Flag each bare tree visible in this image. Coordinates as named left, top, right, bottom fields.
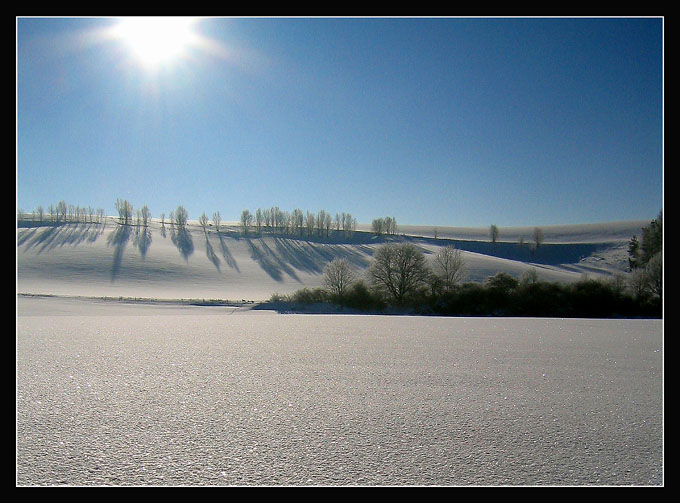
left=490, top=224, right=499, bottom=243
left=141, top=205, right=151, bottom=227
left=36, top=205, right=44, bottom=224
left=212, top=211, right=221, bottom=234
left=317, top=210, right=327, bottom=237
left=323, top=258, right=356, bottom=299
left=372, top=217, right=385, bottom=236
left=57, top=201, right=66, bottom=223
left=198, top=212, right=208, bottom=232
left=255, top=208, right=263, bottom=234
left=292, top=208, right=304, bottom=236
left=430, top=245, right=466, bottom=293
left=175, top=206, right=188, bottom=229
left=240, top=209, right=253, bottom=236
left=115, top=198, right=133, bottom=225
left=533, top=227, right=544, bottom=248
left=305, top=211, right=315, bottom=237
left=520, top=268, right=539, bottom=286
left=324, top=212, right=332, bottom=238
left=368, top=242, right=429, bottom=305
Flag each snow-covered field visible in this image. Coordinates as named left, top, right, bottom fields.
left=17, top=219, right=647, bottom=301
left=16, top=219, right=663, bottom=486
left=16, top=296, right=662, bottom=486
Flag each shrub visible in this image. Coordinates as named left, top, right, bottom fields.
left=342, top=280, right=386, bottom=312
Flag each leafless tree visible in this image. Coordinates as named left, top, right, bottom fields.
left=490, top=224, right=499, bottom=243
left=520, top=268, right=539, bottom=286
left=368, top=242, right=430, bottom=304
left=256, top=208, right=263, bottom=234
left=175, top=206, right=188, bottom=229
left=533, top=227, right=544, bottom=248
left=324, top=258, right=356, bottom=299
left=141, top=205, right=151, bottom=227
left=240, top=209, right=253, bottom=236
left=212, top=211, right=221, bottom=233
left=198, top=212, right=208, bottom=232
left=324, top=212, right=332, bottom=238
left=115, top=198, right=133, bottom=226
left=57, top=200, right=67, bottom=223
left=305, top=211, right=315, bottom=237
left=317, top=210, right=327, bottom=237
left=430, top=245, right=466, bottom=293
left=292, top=208, right=304, bottom=236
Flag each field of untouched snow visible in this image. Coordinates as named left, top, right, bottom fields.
left=17, top=219, right=647, bottom=302
left=16, top=296, right=663, bottom=486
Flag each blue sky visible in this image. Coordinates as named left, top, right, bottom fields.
left=17, top=17, right=663, bottom=227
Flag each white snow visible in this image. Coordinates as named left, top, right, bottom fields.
left=17, top=218, right=647, bottom=301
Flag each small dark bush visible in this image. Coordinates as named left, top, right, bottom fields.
left=341, top=280, right=386, bottom=312
left=289, top=288, right=329, bottom=305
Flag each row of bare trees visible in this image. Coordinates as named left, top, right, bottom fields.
left=239, top=207, right=357, bottom=238
left=18, top=201, right=107, bottom=225
left=489, top=223, right=544, bottom=248
left=371, top=216, right=398, bottom=236
left=115, top=198, right=153, bottom=229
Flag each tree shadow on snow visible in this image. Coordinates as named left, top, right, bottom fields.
left=133, top=225, right=152, bottom=260
left=204, top=230, right=220, bottom=271
left=107, top=224, right=131, bottom=282
left=246, top=237, right=300, bottom=283
left=244, top=236, right=373, bottom=283
left=217, top=232, right=240, bottom=272
left=18, top=222, right=105, bottom=254
left=171, top=226, right=194, bottom=261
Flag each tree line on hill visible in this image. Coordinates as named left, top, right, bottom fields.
left=269, top=214, right=662, bottom=318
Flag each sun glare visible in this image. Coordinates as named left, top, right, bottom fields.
left=111, top=17, right=199, bottom=69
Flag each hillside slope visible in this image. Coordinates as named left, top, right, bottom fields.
left=17, top=219, right=645, bottom=302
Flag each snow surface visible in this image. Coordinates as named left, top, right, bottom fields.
left=16, top=303, right=663, bottom=485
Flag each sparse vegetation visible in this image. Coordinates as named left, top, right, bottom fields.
left=271, top=240, right=661, bottom=318
left=627, top=211, right=662, bottom=300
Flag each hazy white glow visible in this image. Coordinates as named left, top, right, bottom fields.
left=111, top=17, right=199, bottom=69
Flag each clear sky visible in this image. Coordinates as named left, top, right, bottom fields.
left=17, top=17, right=663, bottom=227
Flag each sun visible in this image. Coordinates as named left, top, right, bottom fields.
left=110, top=17, right=199, bottom=69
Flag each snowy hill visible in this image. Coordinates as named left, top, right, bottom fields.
left=17, top=218, right=647, bottom=302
